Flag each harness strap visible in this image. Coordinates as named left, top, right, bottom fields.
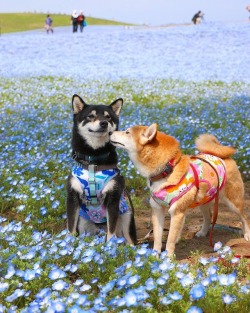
left=192, top=155, right=220, bottom=247
left=190, top=162, right=200, bottom=190
left=88, top=165, right=98, bottom=205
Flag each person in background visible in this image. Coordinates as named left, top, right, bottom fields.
left=77, top=10, right=85, bottom=32
left=71, top=10, right=78, bottom=32
left=246, top=6, right=250, bottom=20
left=192, top=11, right=205, bottom=24
left=45, top=14, right=53, bottom=33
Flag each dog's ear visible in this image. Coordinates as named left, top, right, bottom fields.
left=140, top=123, right=158, bottom=145
left=109, top=98, right=123, bottom=116
left=72, top=94, right=86, bottom=114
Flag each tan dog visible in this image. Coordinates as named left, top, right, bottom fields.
left=110, top=123, right=250, bottom=256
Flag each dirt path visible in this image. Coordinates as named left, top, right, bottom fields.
left=134, top=182, right=250, bottom=261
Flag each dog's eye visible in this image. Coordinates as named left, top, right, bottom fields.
left=87, top=114, right=95, bottom=119
left=125, top=130, right=130, bottom=134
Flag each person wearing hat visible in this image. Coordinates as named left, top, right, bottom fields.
left=71, top=10, right=79, bottom=32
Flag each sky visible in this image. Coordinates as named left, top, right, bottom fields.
left=0, top=0, right=250, bottom=25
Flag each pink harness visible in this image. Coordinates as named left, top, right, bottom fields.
left=152, top=154, right=226, bottom=208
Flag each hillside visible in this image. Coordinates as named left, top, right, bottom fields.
left=0, top=13, right=131, bottom=34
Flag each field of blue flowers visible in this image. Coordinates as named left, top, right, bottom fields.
left=0, top=22, right=250, bottom=312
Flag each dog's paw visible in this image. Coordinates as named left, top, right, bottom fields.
left=195, top=230, right=207, bottom=237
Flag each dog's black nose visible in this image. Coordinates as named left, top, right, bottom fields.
left=100, top=120, right=108, bottom=128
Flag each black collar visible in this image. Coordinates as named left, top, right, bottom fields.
left=73, top=151, right=111, bottom=164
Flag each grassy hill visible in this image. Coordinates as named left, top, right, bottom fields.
left=0, top=13, right=131, bottom=34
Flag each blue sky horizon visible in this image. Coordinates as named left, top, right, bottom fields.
left=0, top=0, right=250, bottom=25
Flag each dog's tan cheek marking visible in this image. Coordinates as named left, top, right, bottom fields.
left=70, top=176, right=84, bottom=195
left=91, top=110, right=97, bottom=117
left=108, top=124, right=117, bottom=133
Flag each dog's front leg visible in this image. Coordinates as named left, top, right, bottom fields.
left=150, top=198, right=165, bottom=254
left=166, top=204, right=186, bottom=256
left=102, top=177, right=123, bottom=241
left=66, top=175, right=82, bottom=233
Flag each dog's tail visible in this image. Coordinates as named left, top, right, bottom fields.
left=195, top=134, right=236, bottom=159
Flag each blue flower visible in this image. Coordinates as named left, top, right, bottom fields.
left=0, top=282, right=9, bottom=292
left=201, top=277, right=211, bottom=287
left=23, top=269, right=37, bottom=281
left=35, top=287, right=51, bottom=299
left=180, top=274, right=194, bottom=287
left=156, top=276, right=167, bottom=286
left=51, top=300, right=66, bottom=312
left=240, top=285, right=250, bottom=294
left=76, top=294, right=88, bottom=305
left=101, top=280, right=115, bottom=293
left=199, top=257, right=209, bottom=265
left=190, top=284, right=206, bottom=300
left=222, top=294, right=235, bottom=304
left=159, top=260, right=172, bottom=271
left=136, top=247, right=148, bottom=256
left=73, top=279, right=84, bottom=286
left=145, top=278, right=156, bottom=291
left=117, top=276, right=128, bottom=288
left=40, top=207, right=47, bottom=216
left=127, top=274, right=140, bottom=285
left=5, top=289, right=25, bottom=302
left=79, top=284, right=91, bottom=292
left=161, top=296, right=172, bottom=305
left=168, top=291, right=183, bottom=301
left=218, top=273, right=236, bottom=286
left=52, top=280, right=69, bottom=291
left=48, top=268, right=66, bottom=280
left=230, top=257, right=240, bottom=264
left=206, top=265, right=218, bottom=275
left=124, top=290, right=137, bottom=307
left=5, top=264, right=15, bottom=279
left=21, top=250, right=36, bottom=260
left=187, top=306, right=203, bottom=313
left=213, top=241, right=222, bottom=251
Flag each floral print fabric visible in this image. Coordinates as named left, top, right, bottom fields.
left=72, top=166, right=129, bottom=223
left=152, top=154, right=226, bottom=208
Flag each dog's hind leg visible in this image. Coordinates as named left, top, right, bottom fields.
left=66, top=175, right=82, bottom=234
left=221, top=193, right=250, bottom=241
left=196, top=203, right=212, bottom=237
left=221, top=172, right=250, bottom=241
left=221, top=161, right=250, bottom=240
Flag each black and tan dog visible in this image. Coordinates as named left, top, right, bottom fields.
left=66, top=95, right=136, bottom=244
left=111, top=123, right=250, bottom=255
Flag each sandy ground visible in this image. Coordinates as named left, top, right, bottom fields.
left=134, top=181, right=250, bottom=261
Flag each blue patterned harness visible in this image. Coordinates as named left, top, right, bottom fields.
left=72, top=164, right=129, bottom=223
